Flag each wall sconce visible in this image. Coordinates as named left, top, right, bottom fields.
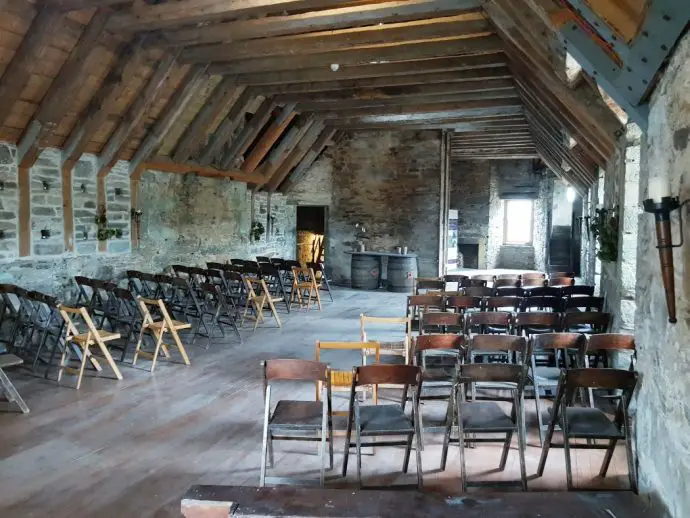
left=114, top=187, right=123, bottom=196
left=0, top=180, right=4, bottom=191
left=80, top=183, right=87, bottom=193
left=40, top=228, right=51, bottom=240
left=642, top=177, right=689, bottom=324
left=42, top=180, right=50, bottom=191
left=0, top=229, right=4, bottom=240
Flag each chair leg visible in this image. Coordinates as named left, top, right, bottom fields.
left=599, top=439, right=618, bottom=477
left=517, top=392, right=528, bottom=491
left=531, top=356, right=545, bottom=446
left=324, top=279, right=334, bottom=302
left=414, top=410, right=424, bottom=489
left=402, top=433, right=413, bottom=473
left=148, top=329, right=165, bottom=373
left=320, top=400, right=328, bottom=487
left=170, top=328, right=191, bottom=366
left=440, top=392, right=454, bottom=471
left=267, top=432, right=274, bottom=468
left=260, top=389, right=271, bottom=487
left=0, top=368, right=30, bottom=413
left=562, top=408, right=574, bottom=490
left=266, top=298, right=282, bottom=328
left=75, top=344, right=90, bottom=390
left=536, top=405, right=559, bottom=477
left=354, top=406, right=363, bottom=489
left=342, top=406, right=353, bottom=477
left=455, top=387, right=467, bottom=493
left=498, top=431, right=513, bottom=471
left=314, top=285, right=322, bottom=310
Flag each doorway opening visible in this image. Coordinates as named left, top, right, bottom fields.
left=296, top=206, right=327, bottom=265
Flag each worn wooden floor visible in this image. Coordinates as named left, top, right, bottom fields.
left=0, top=288, right=630, bottom=518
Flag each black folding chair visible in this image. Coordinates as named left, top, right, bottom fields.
left=307, top=262, right=334, bottom=303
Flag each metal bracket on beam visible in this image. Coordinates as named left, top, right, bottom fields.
left=559, top=0, right=690, bottom=129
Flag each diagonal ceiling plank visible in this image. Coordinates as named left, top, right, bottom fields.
left=129, top=64, right=208, bottom=174
left=171, top=78, right=246, bottom=164
left=18, top=8, right=111, bottom=169
left=221, top=98, right=277, bottom=169
left=279, top=127, right=337, bottom=193
left=107, top=0, right=429, bottom=32
left=197, top=89, right=258, bottom=166
left=0, top=5, right=64, bottom=127
left=213, top=54, right=506, bottom=84
left=96, top=52, right=180, bottom=179
left=275, top=77, right=515, bottom=103
left=242, top=105, right=297, bottom=174
left=144, top=157, right=265, bottom=184
left=52, top=0, right=131, bottom=11
left=179, top=16, right=491, bottom=63
left=62, top=37, right=150, bottom=171
left=154, top=0, right=481, bottom=47
left=258, top=117, right=318, bottom=188
left=199, top=36, right=505, bottom=71
left=262, top=122, right=328, bottom=192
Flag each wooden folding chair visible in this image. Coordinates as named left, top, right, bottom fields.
left=0, top=354, right=30, bottom=413
left=57, top=305, right=123, bottom=390
left=290, top=266, right=322, bottom=310
left=415, top=277, right=445, bottom=295
left=242, top=277, right=282, bottom=331
left=133, top=297, right=191, bottom=372
left=359, top=314, right=411, bottom=366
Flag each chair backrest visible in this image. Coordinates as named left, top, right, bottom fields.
left=493, top=287, right=523, bottom=297
left=315, top=340, right=381, bottom=388
left=471, top=274, right=495, bottom=285
left=420, top=312, right=464, bottom=334
left=445, top=295, right=483, bottom=312
left=462, top=286, right=493, bottom=298
left=548, top=276, right=575, bottom=287
left=256, top=256, right=271, bottom=263
left=586, top=333, right=635, bottom=352
left=530, top=332, right=586, bottom=352
left=463, top=278, right=487, bottom=288
left=562, top=285, right=595, bottom=297
left=470, top=334, right=527, bottom=354
left=520, top=277, right=546, bottom=288
left=465, top=311, right=512, bottom=329
left=207, top=262, right=226, bottom=271
left=415, top=277, right=445, bottom=294
left=270, top=258, right=284, bottom=268
left=230, top=258, right=247, bottom=265
left=306, top=262, right=325, bottom=274
left=457, top=363, right=527, bottom=385
left=263, top=359, right=329, bottom=384
left=58, top=304, right=101, bottom=341
left=521, top=272, right=546, bottom=280
left=444, top=274, right=468, bottom=284
left=486, top=296, right=521, bottom=311
left=260, top=262, right=282, bottom=277
left=514, top=311, right=561, bottom=331
left=407, top=295, right=444, bottom=314
left=524, top=286, right=563, bottom=297
left=283, top=259, right=302, bottom=270
left=520, top=295, right=563, bottom=312
left=353, top=364, right=421, bottom=387
left=360, top=315, right=411, bottom=341
left=561, top=368, right=637, bottom=391
left=496, top=274, right=520, bottom=281
left=564, top=296, right=604, bottom=312
left=415, top=333, right=466, bottom=352
left=137, top=296, right=176, bottom=330
left=562, top=311, right=611, bottom=333
left=171, top=265, right=191, bottom=277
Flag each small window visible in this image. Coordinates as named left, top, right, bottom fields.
left=503, top=199, right=533, bottom=245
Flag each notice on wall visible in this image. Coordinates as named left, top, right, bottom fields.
left=447, top=209, right=458, bottom=270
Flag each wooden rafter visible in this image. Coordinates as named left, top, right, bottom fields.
left=242, top=105, right=297, bottom=174
left=256, top=117, right=316, bottom=185
left=279, top=127, right=337, bottom=193
left=220, top=98, right=276, bottom=169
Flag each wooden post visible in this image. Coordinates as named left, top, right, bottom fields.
left=130, top=165, right=143, bottom=249
left=18, top=166, right=31, bottom=257
left=96, top=173, right=106, bottom=253
left=62, top=164, right=74, bottom=252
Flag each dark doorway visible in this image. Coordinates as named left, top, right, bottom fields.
left=296, top=206, right=327, bottom=265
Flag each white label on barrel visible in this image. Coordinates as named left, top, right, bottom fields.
left=407, top=272, right=412, bottom=278
left=370, top=268, right=379, bottom=277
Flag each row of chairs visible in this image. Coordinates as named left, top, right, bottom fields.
left=261, top=332, right=637, bottom=491
left=417, top=272, right=578, bottom=294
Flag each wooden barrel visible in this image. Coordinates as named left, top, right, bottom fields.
left=387, top=255, right=418, bottom=293
left=351, top=254, right=381, bottom=290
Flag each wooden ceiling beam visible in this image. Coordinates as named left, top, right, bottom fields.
left=276, top=78, right=515, bottom=103
left=96, top=53, right=179, bottom=179
left=62, top=37, right=149, bottom=171
left=452, top=154, right=539, bottom=159
left=242, top=106, right=297, bottom=174
left=259, top=67, right=512, bottom=95
left=279, top=128, right=337, bottom=193
left=144, top=157, right=265, bottom=184
left=263, top=122, right=328, bottom=191
left=129, top=64, right=208, bottom=174
left=221, top=98, right=277, bottom=169
left=171, top=80, right=246, bottom=164
left=52, top=0, right=131, bottom=11
left=204, top=36, right=505, bottom=72
left=330, top=114, right=526, bottom=129
left=212, top=54, right=506, bottom=84
left=154, top=0, right=482, bottom=47
left=0, top=5, right=64, bottom=126
left=198, top=89, right=257, bottom=166
left=18, top=8, right=111, bottom=169
left=180, top=16, right=491, bottom=63
left=257, top=117, right=317, bottom=187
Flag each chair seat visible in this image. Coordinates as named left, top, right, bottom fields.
left=73, top=329, right=121, bottom=344
left=561, top=407, right=623, bottom=438
left=533, top=366, right=562, bottom=383
left=357, top=404, right=414, bottom=435
left=460, top=401, right=515, bottom=432
left=379, top=340, right=406, bottom=352
left=270, top=400, right=324, bottom=429
left=148, top=319, right=192, bottom=331
left=0, top=353, right=23, bottom=368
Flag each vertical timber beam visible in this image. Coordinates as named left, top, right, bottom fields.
left=18, top=167, right=31, bottom=257
left=62, top=164, right=74, bottom=252
left=96, top=172, right=106, bottom=252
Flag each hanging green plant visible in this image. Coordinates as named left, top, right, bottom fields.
left=251, top=221, right=265, bottom=241
left=589, top=207, right=619, bottom=262
left=94, top=205, right=123, bottom=242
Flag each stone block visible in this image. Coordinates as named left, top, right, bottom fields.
left=32, top=207, right=56, bottom=216
left=0, top=144, right=13, bottom=164
left=108, top=240, right=130, bottom=254
left=34, top=243, right=64, bottom=256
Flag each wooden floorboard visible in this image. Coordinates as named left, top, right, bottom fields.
left=0, top=288, right=631, bottom=517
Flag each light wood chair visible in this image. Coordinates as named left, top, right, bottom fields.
left=359, top=314, right=411, bottom=366
left=315, top=341, right=380, bottom=418
left=0, top=354, right=29, bottom=413
left=57, top=305, right=123, bottom=390
left=290, top=266, right=322, bottom=310
left=133, top=297, right=191, bottom=372
left=242, top=277, right=282, bottom=331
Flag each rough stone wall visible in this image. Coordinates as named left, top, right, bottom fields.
left=0, top=145, right=296, bottom=299
left=634, top=32, right=690, bottom=518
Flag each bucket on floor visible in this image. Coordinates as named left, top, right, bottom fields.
left=351, top=254, right=381, bottom=290
left=387, top=255, right=417, bottom=293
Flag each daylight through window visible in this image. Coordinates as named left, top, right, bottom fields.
left=503, top=199, right=533, bottom=245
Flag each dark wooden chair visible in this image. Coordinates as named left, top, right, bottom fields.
left=197, top=283, right=242, bottom=348
left=486, top=296, right=521, bottom=313
left=524, top=286, right=564, bottom=298
left=471, top=274, right=495, bottom=287
left=445, top=295, right=483, bottom=314
left=230, top=258, right=247, bottom=266
left=261, top=263, right=292, bottom=312
left=564, top=295, right=604, bottom=312
left=562, top=285, right=595, bottom=297
left=126, top=270, right=151, bottom=297
left=420, top=312, right=464, bottom=335
left=464, top=334, right=528, bottom=400
left=260, top=359, right=333, bottom=487
left=307, top=262, right=334, bottom=303
left=206, top=261, right=227, bottom=272
left=343, top=364, right=424, bottom=489
left=109, top=287, right=144, bottom=363
left=415, top=277, right=445, bottom=295
left=563, top=311, right=611, bottom=335
left=515, top=311, right=562, bottom=336
left=462, top=285, right=494, bottom=298
left=521, top=272, right=546, bottom=280
left=465, top=311, right=512, bottom=335
left=0, top=353, right=30, bottom=413
left=443, top=274, right=468, bottom=291
left=520, top=295, right=564, bottom=312
left=536, top=368, right=638, bottom=492
left=529, top=333, right=588, bottom=445
left=443, top=362, right=529, bottom=491
left=406, top=294, right=444, bottom=332
left=548, top=276, right=575, bottom=287
left=585, top=333, right=636, bottom=369
left=462, top=278, right=488, bottom=288
left=521, top=277, right=547, bottom=290
left=256, top=256, right=271, bottom=264
left=24, top=291, right=67, bottom=377
left=496, top=273, right=520, bottom=281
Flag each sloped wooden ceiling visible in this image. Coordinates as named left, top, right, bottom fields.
left=2, top=0, right=671, bottom=194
